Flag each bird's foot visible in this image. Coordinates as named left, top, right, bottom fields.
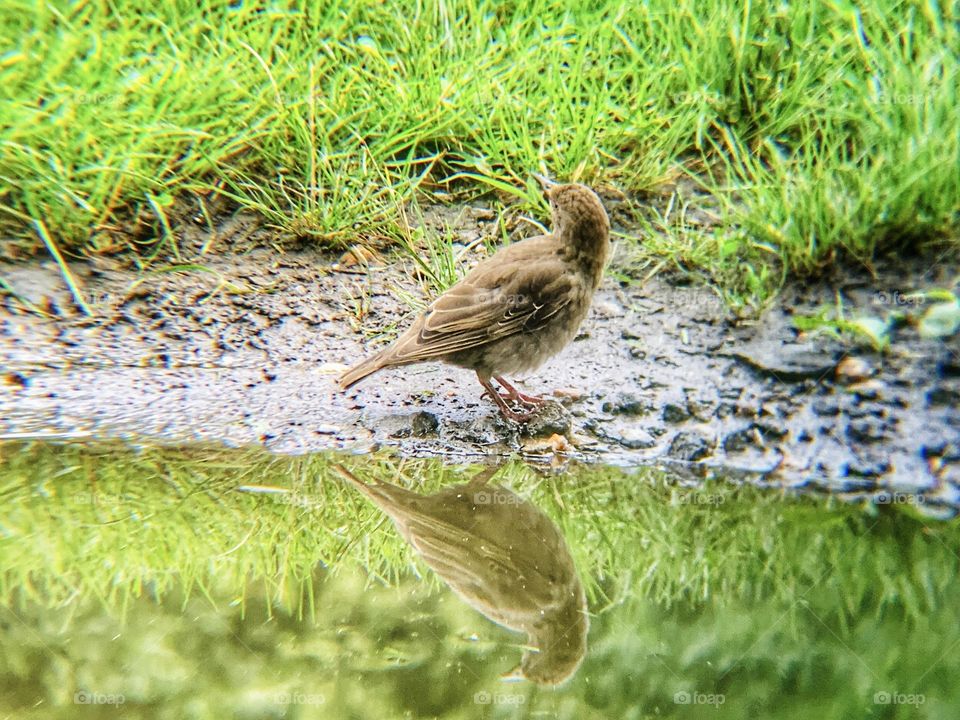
left=497, top=405, right=540, bottom=424
left=494, top=376, right=548, bottom=408
left=479, top=389, right=538, bottom=423
left=478, top=373, right=543, bottom=424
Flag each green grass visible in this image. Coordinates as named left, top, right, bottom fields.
left=2, top=440, right=959, bottom=718
left=1, top=1, right=958, bottom=305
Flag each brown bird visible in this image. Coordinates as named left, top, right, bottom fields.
left=338, top=178, right=611, bottom=422
left=333, top=464, right=589, bottom=685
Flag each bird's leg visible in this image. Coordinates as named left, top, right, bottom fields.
left=494, top=376, right=548, bottom=408
left=476, top=372, right=538, bottom=423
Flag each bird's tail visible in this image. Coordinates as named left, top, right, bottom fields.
left=338, top=352, right=389, bottom=390
left=330, top=464, right=420, bottom=513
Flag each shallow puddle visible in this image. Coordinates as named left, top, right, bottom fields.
left=1, top=440, right=957, bottom=718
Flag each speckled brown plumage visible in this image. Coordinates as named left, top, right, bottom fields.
left=339, top=181, right=611, bottom=422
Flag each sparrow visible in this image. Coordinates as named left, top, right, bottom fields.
left=333, top=464, right=589, bottom=685
left=338, top=178, right=611, bottom=422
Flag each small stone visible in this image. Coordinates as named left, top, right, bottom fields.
left=845, top=403, right=876, bottom=419
left=521, top=402, right=571, bottom=438
left=723, top=427, right=757, bottom=453
left=927, top=383, right=960, bottom=407
left=687, top=397, right=717, bottom=422
left=755, top=418, right=788, bottom=439
left=734, top=388, right=761, bottom=418
left=602, top=393, right=653, bottom=416
left=835, top=356, right=873, bottom=384
left=662, top=403, right=690, bottom=424
left=846, top=417, right=886, bottom=444
left=593, top=300, right=622, bottom=317
left=338, top=245, right=378, bottom=267
left=938, top=354, right=960, bottom=378
left=847, top=379, right=883, bottom=400
left=373, top=411, right=438, bottom=439
left=843, top=458, right=890, bottom=478
left=812, top=398, right=840, bottom=416
left=521, top=433, right=573, bottom=454
left=614, top=426, right=656, bottom=449
left=551, top=387, right=584, bottom=401
left=667, top=431, right=712, bottom=461
left=709, top=401, right=732, bottom=420
left=455, top=417, right=503, bottom=445
left=411, top=411, right=439, bottom=437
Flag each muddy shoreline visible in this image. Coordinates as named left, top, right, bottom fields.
left=2, top=208, right=958, bottom=512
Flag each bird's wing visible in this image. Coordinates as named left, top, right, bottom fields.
left=403, top=517, right=551, bottom=617
left=385, top=256, right=575, bottom=363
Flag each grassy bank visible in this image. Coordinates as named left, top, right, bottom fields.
left=1, top=0, right=958, bottom=304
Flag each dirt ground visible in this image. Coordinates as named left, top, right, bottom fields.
left=2, top=206, right=959, bottom=514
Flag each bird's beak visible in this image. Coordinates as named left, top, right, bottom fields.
left=533, top=173, right=557, bottom=191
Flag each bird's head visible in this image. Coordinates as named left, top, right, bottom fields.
left=536, top=177, right=611, bottom=267
left=503, top=593, right=590, bottom=686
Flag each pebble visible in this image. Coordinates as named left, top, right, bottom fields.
left=847, top=379, right=883, bottom=400
left=602, top=393, right=654, bottom=416
left=723, top=426, right=757, bottom=453
left=843, top=458, right=890, bottom=477
left=812, top=398, right=840, bottom=416
left=411, top=411, right=439, bottom=437
left=928, top=383, right=960, bottom=406
left=846, top=417, right=887, bottom=444
left=835, top=356, right=873, bottom=384
left=662, top=403, right=690, bottom=423
left=521, top=403, right=572, bottom=438
left=756, top=418, right=788, bottom=439
left=614, top=426, right=656, bottom=449
left=667, top=431, right=712, bottom=461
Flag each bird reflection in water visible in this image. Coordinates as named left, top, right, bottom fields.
left=333, top=464, right=588, bottom=685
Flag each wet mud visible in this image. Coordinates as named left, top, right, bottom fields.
left=2, top=207, right=958, bottom=511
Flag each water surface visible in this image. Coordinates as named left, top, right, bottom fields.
left=0, top=441, right=956, bottom=718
